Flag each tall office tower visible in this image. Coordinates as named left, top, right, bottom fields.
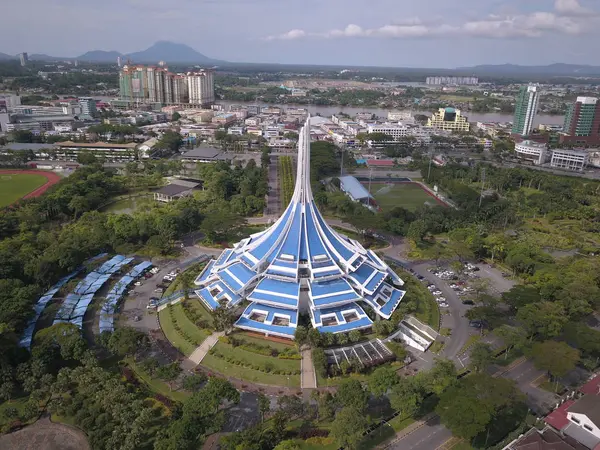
left=19, top=52, right=28, bottom=67
left=560, top=96, right=600, bottom=146
left=117, top=56, right=122, bottom=68
left=78, top=97, right=97, bottom=116
left=512, top=85, right=540, bottom=136
left=187, top=69, right=215, bottom=106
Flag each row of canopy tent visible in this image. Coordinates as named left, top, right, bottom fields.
left=99, top=261, right=153, bottom=333
left=18, top=252, right=109, bottom=349
left=54, top=255, right=134, bottom=327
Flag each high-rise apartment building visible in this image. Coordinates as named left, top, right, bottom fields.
left=512, top=85, right=540, bottom=136
left=187, top=70, right=215, bottom=106
left=119, top=65, right=204, bottom=106
left=560, top=97, right=600, bottom=146
left=20, top=52, right=28, bottom=67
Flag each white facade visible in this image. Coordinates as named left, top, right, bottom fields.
left=516, top=86, right=540, bottom=136
left=515, top=140, right=548, bottom=165
left=550, top=149, right=589, bottom=172
left=187, top=70, right=215, bottom=106
left=367, top=123, right=409, bottom=140
left=388, top=111, right=413, bottom=121
left=78, top=97, right=96, bottom=116
left=567, top=411, right=600, bottom=439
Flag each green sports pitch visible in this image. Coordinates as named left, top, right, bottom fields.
left=366, top=182, right=445, bottom=212
left=0, top=173, right=48, bottom=207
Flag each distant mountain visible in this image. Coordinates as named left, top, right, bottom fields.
left=77, top=50, right=123, bottom=62
left=0, top=52, right=14, bottom=60
left=126, top=41, right=220, bottom=64
left=459, top=63, right=600, bottom=76
left=29, top=53, right=69, bottom=62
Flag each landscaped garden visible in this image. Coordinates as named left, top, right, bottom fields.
left=203, top=332, right=302, bottom=387
left=279, top=155, right=295, bottom=209
left=158, top=299, right=213, bottom=356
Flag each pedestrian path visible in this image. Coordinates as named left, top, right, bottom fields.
left=187, top=331, right=224, bottom=365
left=301, top=348, right=317, bottom=389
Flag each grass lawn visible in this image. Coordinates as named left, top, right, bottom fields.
left=158, top=302, right=212, bottom=356
left=367, top=182, right=443, bottom=212
left=126, top=358, right=190, bottom=402
left=0, top=397, right=30, bottom=428
left=0, top=173, right=47, bottom=207
left=203, top=341, right=301, bottom=387
left=235, top=331, right=295, bottom=352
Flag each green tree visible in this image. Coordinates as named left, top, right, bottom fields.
left=517, top=301, right=567, bottom=338
left=210, top=307, right=237, bottom=334
left=103, top=327, right=149, bottom=357
left=436, top=373, right=524, bottom=440
left=501, top=286, right=541, bottom=313
left=76, top=151, right=98, bottom=165
left=529, top=341, right=580, bottom=383
left=469, top=342, right=494, bottom=372
left=331, top=407, right=368, bottom=450
left=258, top=393, right=270, bottom=422
left=182, top=373, right=207, bottom=392
left=369, top=366, right=400, bottom=397
left=336, top=379, right=368, bottom=412
left=172, top=112, right=181, bottom=121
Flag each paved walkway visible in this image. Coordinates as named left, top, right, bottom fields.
left=187, top=332, right=224, bottom=366
left=300, top=348, right=317, bottom=389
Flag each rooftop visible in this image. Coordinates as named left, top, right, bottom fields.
left=155, top=184, right=194, bottom=197
left=181, top=146, right=227, bottom=160
left=339, top=175, right=373, bottom=201
left=56, top=141, right=138, bottom=149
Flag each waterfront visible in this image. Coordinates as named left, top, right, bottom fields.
left=218, top=100, right=565, bottom=125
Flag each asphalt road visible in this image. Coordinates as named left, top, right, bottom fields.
left=388, top=416, right=452, bottom=450
left=501, top=359, right=559, bottom=415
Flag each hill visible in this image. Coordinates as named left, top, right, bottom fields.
left=77, top=50, right=123, bottom=62
left=459, top=63, right=600, bottom=76
left=126, top=41, right=219, bottom=64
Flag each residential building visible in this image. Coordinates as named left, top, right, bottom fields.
left=0, top=94, right=21, bottom=109
left=228, top=126, right=245, bottom=136
left=117, top=56, right=122, bottom=68
left=78, top=97, right=97, bottom=117
left=550, top=148, right=589, bottom=171
left=245, top=117, right=261, bottom=126
left=192, top=117, right=406, bottom=339
left=560, top=97, right=600, bottom=146
left=187, top=69, right=215, bottom=106
left=172, top=75, right=189, bottom=104
left=514, top=140, right=548, bottom=165
left=20, top=52, right=28, bottom=67
left=137, top=138, right=158, bottom=158
left=426, top=76, right=478, bottom=85
left=211, top=113, right=236, bottom=126
left=512, top=85, right=540, bottom=136
left=427, top=108, right=470, bottom=132
left=503, top=427, right=587, bottom=450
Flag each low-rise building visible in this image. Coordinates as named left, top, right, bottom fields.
left=339, top=175, right=373, bottom=205
left=54, top=141, right=139, bottom=161
left=428, top=107, right=470, bottom=132
left=154, top=181, right=199, bottom=203
left=228, top=126, right=245, bottom=136
left=388, top=111, right=413, bottom=122
left=515, top=140, right=549, bottom=165
left=245, top=117, right=261, bottom=126
left=550, top=149, right=589, bottom=172
left=211, top=113, right=237, bottom=126
left=180, top=146, right=229, bottom=163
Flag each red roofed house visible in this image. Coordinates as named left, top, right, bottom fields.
left=366, top=159, right=394, bottom=168
left=580, top=376, right=600, bottom=397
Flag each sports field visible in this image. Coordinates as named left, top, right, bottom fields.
left=0, top=173, right=48, bottom=207
left=367, top=182, right=447, bottom=212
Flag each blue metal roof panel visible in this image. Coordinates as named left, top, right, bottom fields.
left=312, top=291, right=361, bottom=307
left=317, top=316, right=372, bottom=333
left=235, top=317, right=296, bottom=336
left=256, top=278, right=300, bottom=296
left=339, top=175, right=373, bottom=200
left=196, top=288, right=219, bottom=310
left=310, top=279, right=353, bottom=297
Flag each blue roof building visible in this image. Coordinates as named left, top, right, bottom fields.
left=194, top=116, right=406, bottom=339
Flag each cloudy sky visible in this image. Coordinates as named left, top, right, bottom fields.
left=2, top=0, right=599, bottom=67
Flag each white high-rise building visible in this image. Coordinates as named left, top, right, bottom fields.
left=187, top=70, right=215, bottom=106
left=512, top=85, right=540, bottom=136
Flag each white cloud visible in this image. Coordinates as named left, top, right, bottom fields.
left=265, top=29, right=307, bottom=41
left=264, top=0, right=598, bottom=41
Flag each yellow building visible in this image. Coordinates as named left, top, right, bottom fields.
left=427, top=107, right=470, bottom=132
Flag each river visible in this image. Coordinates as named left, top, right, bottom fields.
left=88, top=96, right=564, bottom=126
left=219, top=101, right=564, bottom=126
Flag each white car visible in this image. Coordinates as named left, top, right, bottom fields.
left=134, top=281, right=142, bottom=286
left=436, top=297, right=446, bottom=302
left=433, top=290, right=443, bottom=296
left=439, top=303, right=449, bottom=308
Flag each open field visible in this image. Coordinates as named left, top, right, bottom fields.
left=367, top=182, right=446, bottom=212
left=0, top=172, right=50, bottom=207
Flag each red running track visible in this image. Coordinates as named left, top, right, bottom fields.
left=0, top=169, right=62, bottom=202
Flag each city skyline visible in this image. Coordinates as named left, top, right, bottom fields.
left=1, top=0, right=600, bottom=68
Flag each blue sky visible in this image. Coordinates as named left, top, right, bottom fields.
left=2, top=0, right=599, bottom=67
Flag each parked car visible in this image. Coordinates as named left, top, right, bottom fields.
left=462, top=299, right=475, bottom=305
left=134, top=281, right=142, bottom=286
left=154, top=288, right=164, bottom=294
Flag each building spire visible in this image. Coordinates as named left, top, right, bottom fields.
left=292, top=115, right=312, bottom=204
